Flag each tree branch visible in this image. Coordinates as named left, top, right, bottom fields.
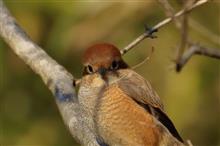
left=0, top=1, right=99, bottom=145
left=158, top=0, right=220, bottom=72
left=120, top=0, right=208, bottom=55
left=176, top=44, right=220, bottom=72
left=157, top=0, right=181, bottom=29
left=176, top=0, right=194, bottom=63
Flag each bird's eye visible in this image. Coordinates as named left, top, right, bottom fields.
left=86, top=65, right=94, bottom=74
left=110, top=60, right=119, bottom=70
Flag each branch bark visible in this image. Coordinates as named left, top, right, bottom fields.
left=176, top=44, right=220, bottom=72
left=120, top=0, right=209, bottom=55
left=176, top=0, right=194, bottom=63
left=157, top=0, right=181, bottom=29
left=158, top=0, right=220, bottom=72
left=0, top=1, right=99, bottom=145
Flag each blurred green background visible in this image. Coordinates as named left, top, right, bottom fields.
left=0, top=0, right=220, bottom=146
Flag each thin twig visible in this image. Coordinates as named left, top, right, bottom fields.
left=132, top=47, right=154, bottom=70
left=158, top=0, right=189, bottom=67
left=157, top=0, right=217, bottom=72
left=176, top=44, right=220, bottom=72
left=157, top=0, right=181, bottom=28
left=120, top=0, right=209, bottom=55
left=176, top=0, right=193, bottom=63
left=158, top=0, right=188, bottom=61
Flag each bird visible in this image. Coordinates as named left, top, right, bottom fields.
left=78, top=43, right=185, bottom=146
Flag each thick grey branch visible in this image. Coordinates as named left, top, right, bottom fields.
left=0, top=1, right=98, bottom=145
left=176, top=44, right=220, bottom=72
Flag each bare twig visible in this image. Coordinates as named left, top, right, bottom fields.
left=157, top=0, right=181, bottom=28
left=176, top=44, right=220, bottom=72
left=120, top=0, right=209, bottom=55
left=0, top=1, right=99, bottom=145
left=132, top=47, right=154, bottom=70
left=176, top=0, right=194, bottom=63
left=157, top=0, right=219, bottom=73
left=158, top=0, right=188, bottom=61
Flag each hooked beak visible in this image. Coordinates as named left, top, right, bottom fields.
left=98, top=67, right=107, bottom=77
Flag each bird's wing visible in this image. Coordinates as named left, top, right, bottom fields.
left=117, top=69, right=184, bottom=143
left=117, top=69, right=164, bottom=110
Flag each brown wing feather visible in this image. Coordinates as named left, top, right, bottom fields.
left=117, top=69, right=184, bottom=143
left=118, top=69, right=164, bottom=110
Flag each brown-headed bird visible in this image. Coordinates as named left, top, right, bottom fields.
left=78, top=43, right=185, bottom=146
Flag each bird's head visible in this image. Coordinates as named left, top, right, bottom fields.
left=82, top=43, right=128, bottom=77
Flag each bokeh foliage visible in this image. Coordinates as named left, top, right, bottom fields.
left=0, top=1, right=220, bottom=146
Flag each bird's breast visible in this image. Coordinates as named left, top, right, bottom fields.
left=78, top=69, right=184, bottom=146
left=95, top=84, right=161, bottom=146
left=78, top=74, right=106, bottom=114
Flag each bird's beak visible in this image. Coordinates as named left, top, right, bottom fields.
left=98, top=67, right=107, bottom=77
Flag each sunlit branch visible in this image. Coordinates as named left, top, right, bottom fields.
left=120, top=0, right=209, bottom=55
